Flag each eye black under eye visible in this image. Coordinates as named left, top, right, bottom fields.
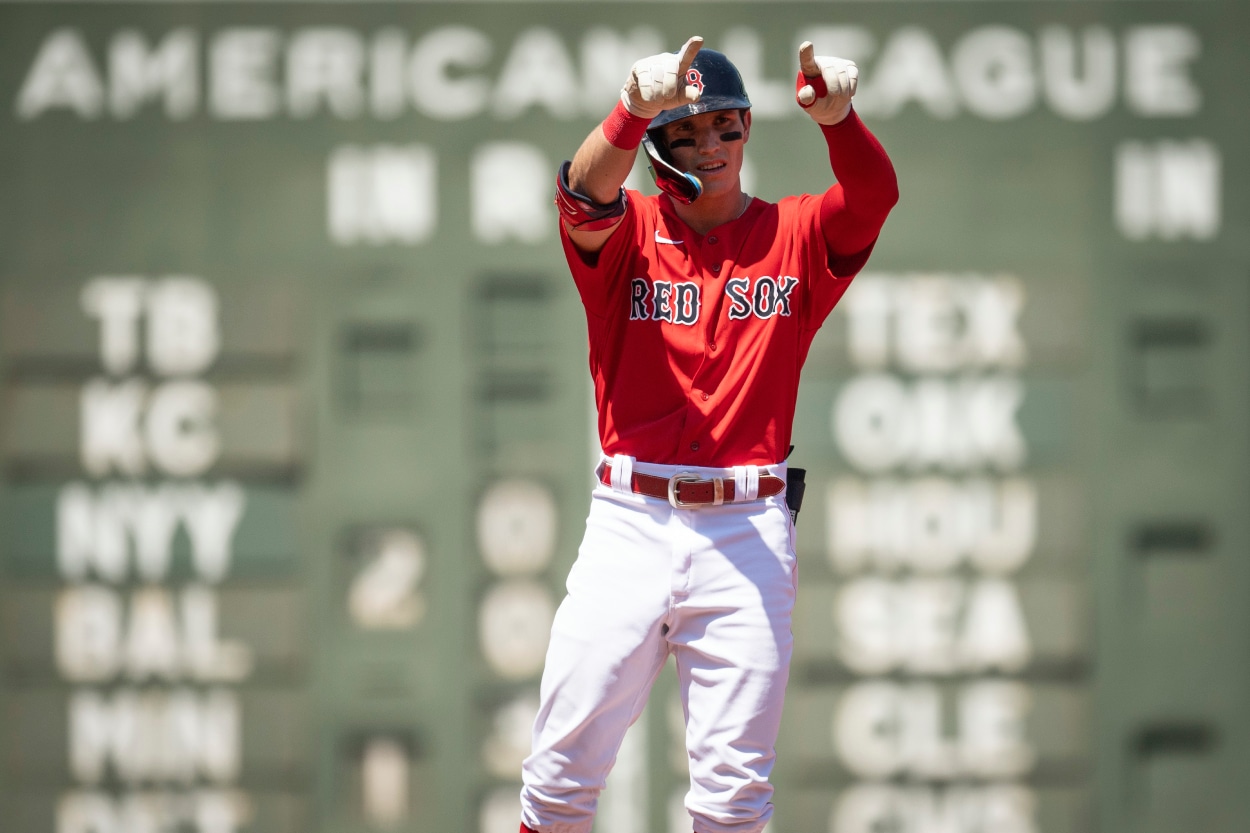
left=668, top=138, right=696, bottom=149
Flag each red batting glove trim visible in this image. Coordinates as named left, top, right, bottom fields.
left=795, top=69, right=828, bottom=107
left=601, top=100, right=652, bottom=150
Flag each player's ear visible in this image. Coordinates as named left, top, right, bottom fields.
left=741, top=109, right=752, bottom=143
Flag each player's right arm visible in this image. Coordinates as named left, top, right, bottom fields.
left=557, top=36, right=704, bottom=254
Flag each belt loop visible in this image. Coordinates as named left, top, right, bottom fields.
left=610, top=454, right=634, bottom=494
left=733, top=465, right=759, bottom=502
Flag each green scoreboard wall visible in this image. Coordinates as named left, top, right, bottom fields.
left=0, top=3, right=1247, bottom=833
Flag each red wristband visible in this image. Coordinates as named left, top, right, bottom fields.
left=601, top=100, right=652, bottom=150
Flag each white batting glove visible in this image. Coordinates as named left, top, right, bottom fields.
left=621, top=36, right=704, bottom=120
left=795, top=41, right=858, bottom=125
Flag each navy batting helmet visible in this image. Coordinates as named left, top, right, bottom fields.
left=648, top=48, right=752, bottom=132
left=643, top=48, right=751, bottom=204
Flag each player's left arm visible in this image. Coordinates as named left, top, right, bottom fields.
left=795, top=42, right=899, bottom=260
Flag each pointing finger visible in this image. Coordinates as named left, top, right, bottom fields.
left=795, top=41, right=827, bottom=106
left=676, top=36, right=704, bottom=77
left=798, top=40, right=821, bottom=78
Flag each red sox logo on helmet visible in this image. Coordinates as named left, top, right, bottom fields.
left=686, top=68, right=704, bottom=94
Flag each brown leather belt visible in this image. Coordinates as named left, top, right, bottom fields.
left=600, top=468, right=786, bottom=508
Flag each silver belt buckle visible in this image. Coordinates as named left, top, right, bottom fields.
left=667, top=473, right=701, bottom=508
left=667, top=473, right=725, bottom=508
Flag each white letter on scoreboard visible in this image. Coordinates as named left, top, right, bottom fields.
left=492, top=27, right=580, bottom=119
left=209, top=28, right=282, bottom=120
left=81, top=277, right=146, bottom=376
left=1115, top=140, right=1221, bottom=241
left=286, top=28, right=367, bottom=119
left=471, top=142, right=552, bottom=244
left=16, top=29, right=105, bottom=120
left=1125, top=25, right=1202, bottom=117
left=145, top=380, right=220, bottom=477
left=109, top=28, right=199, bottom=119
left=81, top=379, right=148, bottom=476
left=408, top=26, right=492, bottom=121
left=328, top=144, right=438, bottom=245
left=146, top=277, right=221, bottom=377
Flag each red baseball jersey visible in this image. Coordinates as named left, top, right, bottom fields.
left=562, top=191, right=873, bottom=467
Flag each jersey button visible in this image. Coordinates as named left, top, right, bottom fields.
left=701, top=392, right=709, bottom=401
left=708, top=235, right=719, bottom=244
left=711, top=264, right=721, bottom=273
left=709, top=342, right=717, bottom=351
left=690, top=442, right=700, bottom=451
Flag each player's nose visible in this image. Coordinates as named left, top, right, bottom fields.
left=695, top=127, right=721, bottom=152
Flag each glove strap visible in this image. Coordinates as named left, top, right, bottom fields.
left=795, top=70, right=828, bottom=107
left=602, top=100, right=652, bottom=150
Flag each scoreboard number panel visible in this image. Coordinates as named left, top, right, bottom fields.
left=343, top=526, right=428, bottom=631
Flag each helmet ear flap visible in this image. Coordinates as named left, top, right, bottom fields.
left=642, top=134, right=702, bottom=205
left=644, top=129, right=673, bottom=165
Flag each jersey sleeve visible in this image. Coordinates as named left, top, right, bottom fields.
left=789, top=193, right=860, bottom=333
left=558, top=189, right=646, bottom=321
left=817, top=110, right=899, bottom=268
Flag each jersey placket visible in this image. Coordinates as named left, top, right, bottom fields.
left=677, top=229, right=732, bottom=460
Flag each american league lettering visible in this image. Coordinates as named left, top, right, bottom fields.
left=524, top=36, right=897, bottom=833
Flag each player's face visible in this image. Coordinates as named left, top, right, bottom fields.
left=661, top=109, right=751, bottom=196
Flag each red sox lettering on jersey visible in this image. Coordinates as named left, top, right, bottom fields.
left=726, top=275, right=800, bottom=320
left=629, top=275, right=799, bottom=324
left=562, top=189, right=871, bottom=467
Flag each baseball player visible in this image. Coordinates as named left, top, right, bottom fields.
left=520, top=35, right=897, bottom=833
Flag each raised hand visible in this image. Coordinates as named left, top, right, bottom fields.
left=795, top=41, right=857, bottom=125
left=621, top=36, right=704, bottom=120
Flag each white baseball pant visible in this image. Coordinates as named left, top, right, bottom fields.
left=520, top=454, right=797, bottom=833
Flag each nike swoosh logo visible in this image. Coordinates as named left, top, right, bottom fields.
left=655, top=231, right=684, bottom=245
